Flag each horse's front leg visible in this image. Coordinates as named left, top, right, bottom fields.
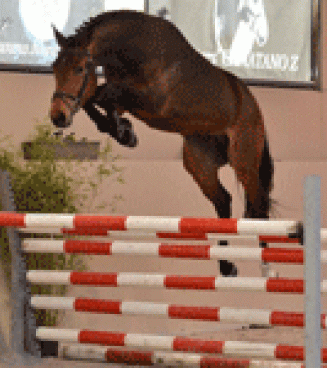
left=83, top=85, right=138, bottom=148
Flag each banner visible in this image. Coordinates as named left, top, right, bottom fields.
left=148, top=0, right=314, bottom=84
left=0, top=0, right=145, bottom=68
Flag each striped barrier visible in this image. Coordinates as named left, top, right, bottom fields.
left=36, top=327, right=327, bottom=363
left=23, top=239, right=327, bottom=264
left=20, top=230, right=326, bottom=366
left=7, top=177, right=323, bottom=367
left=59, top=345, right=327, bottom=368
left=31, top=296, right=327, bottom=329
left=27, top=270, right=322, bottom=294
left=0, top=212, right=301, bottom=235
left=20, top=227, right=305, bottom=243
left=21, top=211, right=324, bottom=366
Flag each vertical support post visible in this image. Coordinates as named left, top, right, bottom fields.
left=304, top=175, right=321, bottom=368
left=0, top=170, right=41, bottom=365
left=0, top=170, right=25, bottom=360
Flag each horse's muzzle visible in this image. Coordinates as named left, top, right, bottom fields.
left=52, top=112, right=72, bottom=128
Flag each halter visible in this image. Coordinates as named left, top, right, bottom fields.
left=52, top=50, right=94, bottom=116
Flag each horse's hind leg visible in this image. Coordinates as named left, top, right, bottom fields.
left=228, top=108, right=273, bottom=278
left=183, top=134, right=237, bottom=277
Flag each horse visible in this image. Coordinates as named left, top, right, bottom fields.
left=50, top=10, right=274, bottom=277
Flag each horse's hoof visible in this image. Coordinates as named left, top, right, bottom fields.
left=116, top=118, right=138, bottom=148
left=119, top=132, right=138, bottom=148
left=219, top=261, right=238, bottom=277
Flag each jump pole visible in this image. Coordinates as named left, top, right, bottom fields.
left=304, top=175, right=321, bottom=368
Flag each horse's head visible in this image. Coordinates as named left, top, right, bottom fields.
left=50, top=25, right=97, bottom=128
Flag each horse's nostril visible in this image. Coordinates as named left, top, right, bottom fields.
left=52, top=112, right=68, bottom=128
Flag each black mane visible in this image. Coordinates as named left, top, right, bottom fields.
left=66, top=10, right=151, bottom=48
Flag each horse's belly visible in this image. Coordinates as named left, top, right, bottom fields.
left=131, top=73, right=236, bottom=135
left=162, top=78, right=237, bottom=131
left=133, top=110, right=227, bottom=136
left=133, top=110, right=182, bottom=133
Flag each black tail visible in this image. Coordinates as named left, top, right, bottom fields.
left=244, top=134, right=275, bottom=219
left=259, top=135, right=275, bottom=216
left=260, top=135, right=274, bottom=193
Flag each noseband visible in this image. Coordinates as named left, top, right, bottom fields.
left=52, top=51, right=94, bottom=116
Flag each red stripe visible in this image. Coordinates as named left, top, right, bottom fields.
left=159, top=244, right=210, bottom=259
left=173, top=337, right=224, bottom=354
left=105, top=349, right=153, bottom=366
left=276, top=345, right=327, bottom=363
left=259, top=235, right=300, bottom=244
left=168, top=305, right=219, bottom=321
left=0, top=212, right=26, bottom=227
left=270, top=311, right=304, bottom=327
left=275, top=345, right=304, bottom=361
left=73, top=215, right=127, bottom=230
left=74, top=298, right=121, bottom=314
left=271, top=311, right=326, bottom=329
left=266, top=278, right=304, bottom=293
left=70, top=272, right=118, bottom=286
left=79, top=330, right=125, bottom=346
left=179, top=218, right=237, bottom=234
left=64, top=240, right=112, bottom=255
left=200, top=356, right=250, bottom=368
left=262, top=248, right=303, bottom=264
left=164, top=276, right=216, bottom=290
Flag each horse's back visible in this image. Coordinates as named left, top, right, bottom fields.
left=100, top=11, right=262, bottom=134
left=136, top=13, right=261, bottom=130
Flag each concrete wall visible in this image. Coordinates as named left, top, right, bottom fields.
left=0, top=2, right=325, bottom=350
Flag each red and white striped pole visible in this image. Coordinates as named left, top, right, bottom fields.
left=31, top=296, right=327, bottom=329
left=22, top=239, right=327, bottom=264
left=36, top=327, right=327, bottom=363
left=0, top=212, right=301, bottom=236
left=27, top=270, right=317, bottom=294
left=60, top=344, right=324, bottom=368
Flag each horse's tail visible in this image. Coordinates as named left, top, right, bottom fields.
left=226, top=74, right=265, bottom=205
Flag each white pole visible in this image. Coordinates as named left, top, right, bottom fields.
left=304, top=175, right=321, bottom=368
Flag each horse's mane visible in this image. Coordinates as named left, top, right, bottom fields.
left=66, top=10, right=150, bottom=48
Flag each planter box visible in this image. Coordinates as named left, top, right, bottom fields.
left=22, top=141, right=100, bottom=160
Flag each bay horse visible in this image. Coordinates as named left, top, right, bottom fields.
left=50, top=10, right=274, bottom=277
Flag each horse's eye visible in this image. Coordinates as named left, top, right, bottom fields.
left=74, top=66, right=84, bottom=75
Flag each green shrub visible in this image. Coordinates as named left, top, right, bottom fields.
left=0, top=116, right=125, bottom=327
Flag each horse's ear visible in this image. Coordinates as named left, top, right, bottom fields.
left=52, top=24, right=67, bottom=48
